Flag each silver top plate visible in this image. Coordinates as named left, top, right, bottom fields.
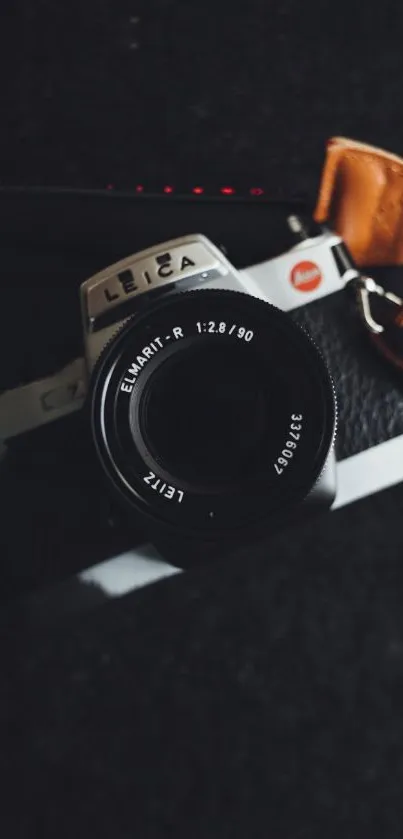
left=81, top=234, right=230, bottom=323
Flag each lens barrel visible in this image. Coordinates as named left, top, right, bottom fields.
left=91, top=290, right=336, bottom=542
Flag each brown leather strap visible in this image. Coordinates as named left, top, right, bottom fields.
left=314, top=137, right=403, bottom=266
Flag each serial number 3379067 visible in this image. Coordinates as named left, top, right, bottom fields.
left=274, top=414, right=303, bottom=476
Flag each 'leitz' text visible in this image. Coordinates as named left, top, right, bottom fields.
left=274, top=414, right=303, bottom=475
left=143, top=471, right=184, bottom=503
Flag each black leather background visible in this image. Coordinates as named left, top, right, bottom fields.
left=292, top=272, right=403, bottom=461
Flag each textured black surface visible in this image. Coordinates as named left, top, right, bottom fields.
left=3, top=2, right=403, bottom=836
left=292, top=280, right=403, bottom=459
left=0, top=414, right=144, bottom=599
left=2, top=0, right=403, bottom=196
left=3, top=483, right=403, bottom=839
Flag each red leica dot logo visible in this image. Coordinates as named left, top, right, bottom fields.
left=290, top=261, right=323, bottom=292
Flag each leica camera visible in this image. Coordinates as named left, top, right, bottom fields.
left=1, top=227, right=345, bottom=561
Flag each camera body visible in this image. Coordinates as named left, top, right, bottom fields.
left=3, top=196, right=403, bottom=591
left=1, top=222, right=351, bottom=568
left=77, top=232, right=338, bottom=559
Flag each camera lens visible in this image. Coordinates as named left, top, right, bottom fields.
left=137, top=341, right=270, bottom=485
left=91, top=289, right=336, bottom=541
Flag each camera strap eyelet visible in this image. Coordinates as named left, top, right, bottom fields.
left=351, top=275, right=403, bottom=335
left=346, top=274, right=403, bottom=372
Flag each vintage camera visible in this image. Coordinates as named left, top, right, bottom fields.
left=1, top=225, right=344, bottom=564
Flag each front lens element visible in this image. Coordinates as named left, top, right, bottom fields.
left=138, top=340, right=271, bottom=485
